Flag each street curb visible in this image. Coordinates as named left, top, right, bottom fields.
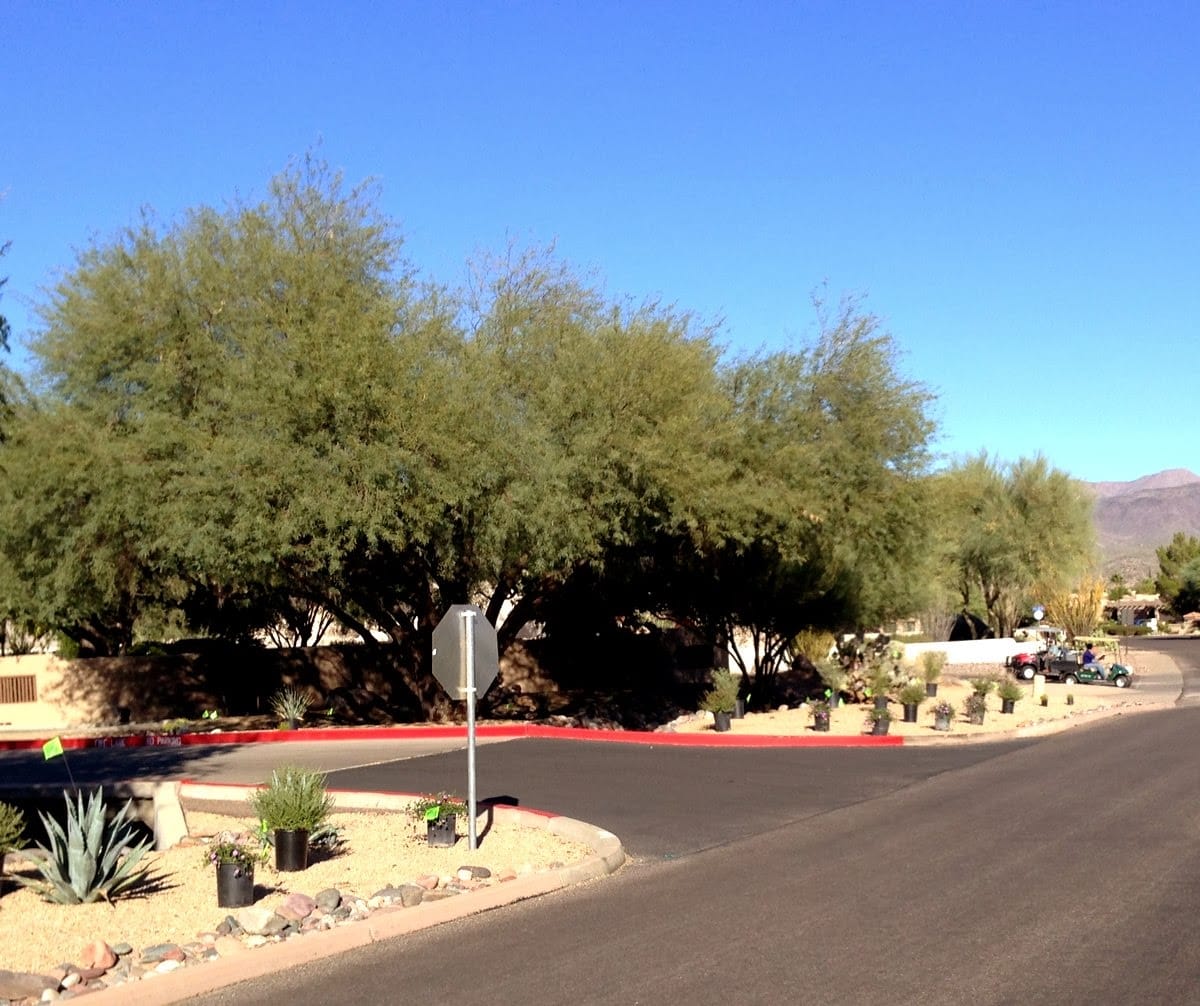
left=0, top=722, right=907, bottom=751
left=75, top=783, right=625, bottom=1006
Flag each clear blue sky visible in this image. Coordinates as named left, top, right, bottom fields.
left=4, top=1, right=1196, bottom=483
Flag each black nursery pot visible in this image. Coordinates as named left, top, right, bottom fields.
left=712, top=711, right=733, bottom=733
left=1001, top=698, right=1016, bottom=714
left=902, top=703, right=919, bottom=723
left=274, top=828, right=309, bottom=871
left=925, top=682, right=938, bottom=698
left=216, top=863, right=255, bottom=907
left=427, top=815, right=457, bottom=847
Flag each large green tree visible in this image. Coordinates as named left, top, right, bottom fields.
left=658, top=298, right=936, bottom=698
left=1154, top=532, right=1200, bottom=614
left=936, top=453, right=1095, bottom=636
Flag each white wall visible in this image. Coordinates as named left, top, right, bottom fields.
left=897, top=638, right=1032, bottom=666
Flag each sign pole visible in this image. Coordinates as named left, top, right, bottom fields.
left=461, top=607, right=478, bottom=850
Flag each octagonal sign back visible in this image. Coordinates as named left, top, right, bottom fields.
left=431, top=604, right=499, bottom=701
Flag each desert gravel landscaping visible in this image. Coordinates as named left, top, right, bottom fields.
left=0, top=808, right=591, bottom=977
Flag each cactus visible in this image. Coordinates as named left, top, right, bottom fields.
left=12, top=788, right=155, bottom=904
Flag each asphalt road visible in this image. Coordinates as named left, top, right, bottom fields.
left=173, top=638, right=1200, bottom=1006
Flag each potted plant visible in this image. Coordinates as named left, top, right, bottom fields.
left=866, top=662, right=892, bottom=710
left=202, top=830, right=265, bottom=907
left=817, top=662, right=846, bottom=709
left=409, top=792, right=468, bottom=847
left=248, top=764, right=335, bottom=871
left=920, top=650, right=946, bottom=697
left=270, top=686, right=312, bottom=730
left=997, top=678, right=1023, bottom=714
left=865, top=706, right=892, bottom=736
left=929, top=699, right=955, bottom=731
left=699, top=669, right=739, bottom=732
left=808, top=698, right=831, bottom=732
left=963, top=692, right=988, bottom=725
left=898, top=681, right=926, bottom=723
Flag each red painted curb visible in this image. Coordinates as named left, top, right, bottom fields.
left=0, top=722, right=905, bottom=751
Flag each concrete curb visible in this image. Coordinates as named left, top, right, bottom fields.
left=74, top=783, right=625, bottom=1006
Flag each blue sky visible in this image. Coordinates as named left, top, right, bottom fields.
left=3, top=1, right=1196, bottom=483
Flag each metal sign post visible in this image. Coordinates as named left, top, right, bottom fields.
left=461, top=607, right=478, bottom=850
left=431, top=603, right=498, bottom=853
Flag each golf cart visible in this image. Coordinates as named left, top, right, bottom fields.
left=1005, top=625, right=1067, bottom=680
left=1040, top=642, right=1134, bottom=688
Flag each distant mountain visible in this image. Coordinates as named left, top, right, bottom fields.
left=1090, top=469, right=1200, bottom=579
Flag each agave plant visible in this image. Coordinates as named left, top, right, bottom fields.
left=12, top=788, right=155, bottom=904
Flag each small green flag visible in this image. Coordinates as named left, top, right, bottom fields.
left=42, top=736, right=64, bottom=760
left=424, top=805, right=441, bottom=821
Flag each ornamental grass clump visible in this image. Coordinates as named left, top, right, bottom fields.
left=919, top=650, right=947, bottom=684
left=249, top=765, right=335, bottom=833
left=12, top=788, right=156, bottom=904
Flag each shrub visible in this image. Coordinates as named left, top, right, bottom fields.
left=971, top=676, right=997, bottom=697
left=919, top=650, right=947, bottom=683
left=699, top=669, right=739, bottom=714
left=408, top=792, right=468, bottom=824
left=929, top=700, right=955, bottom=722
left=249, top=765, right=335, bottom=833
left=12, top=789, right=155, bottom=904
left=964, top=693, right=988, bottom=719
left=898, top=681, right=927, bottom=706
left=0, top=800, right=27, bottom=855
left=997, top=678, right=1024, bottom=702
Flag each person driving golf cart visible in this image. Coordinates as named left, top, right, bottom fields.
left=1081, top=642, right=1104, bottom=672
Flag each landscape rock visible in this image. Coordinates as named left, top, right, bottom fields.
left=313, top=888, right=342, bottom=913
left=0, top=969, right=59, bottom=1000
left=78, top=941, right=117, bottom=971
left=234, top=907, right=280, bottom=936
left=276, top=892, right=317, bottom=921
left=457, top=865, right=492, bottom=880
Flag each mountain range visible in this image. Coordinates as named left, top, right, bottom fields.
left=1089, top=468, right=1200, bottom=580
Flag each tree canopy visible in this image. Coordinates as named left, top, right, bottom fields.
left=932, top=453, right=1096, bottom=636
left=0, top=158, right=950, bottom=714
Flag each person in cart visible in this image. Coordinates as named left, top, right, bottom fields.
left=1081, top=642, right=1105, bottom=674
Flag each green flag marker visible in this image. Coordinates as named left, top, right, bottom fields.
left=42, top=736, right=64, bottom=760
left=424, top=805, right=441, bottom=821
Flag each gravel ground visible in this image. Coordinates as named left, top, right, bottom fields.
left=0, top=808, right=590, bottom=976
left=671, top=670, right=1158, bottom=738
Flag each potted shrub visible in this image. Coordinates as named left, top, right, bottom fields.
left=202, top=830, right=264, bottom=907
left=409, top=792, right=468, bottom=847
left=963, top=692, right=988, bottom=725
left=248, top=764, right=335, bottom=871
left=865, top=706, right=892, bottom=736
left=808, top=698, right=831, bottom=732
left=920, top=650, right=946, bottom=697
left=866, top=662, right=892, bottom=710
left=898, top=681, right=926, bottom=723
left=699, top=669, right=739, bottom=732
left=997, top=678, right=1023, bottom=714
left=817, top=661, right=846, bottom=709
left=270, top=686, right=312, bottom=730
left=930, top=699, right=955, bottom=731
